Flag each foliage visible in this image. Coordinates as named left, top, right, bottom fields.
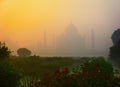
left=109, top=40, right=120, bottom=58
left=6, top=57, right=120, bottom=87
left=0, top=62, right=22, bottom=87
left=30, top=58, right=120, bottom=87
left=9, top=57, right=75, bottom=78
left=19, top=76, right=39, bottom=87
left=108, top=29, right=120, bottom=67
left=82, top=58, right=114, bottom=77
left=17, top=48, right=31, bottom=57
left=0, top=42, right=11, bottom=60
left=111, top=29, right=120, bottom=45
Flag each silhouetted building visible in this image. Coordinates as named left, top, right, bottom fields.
left=52, top=32, right=56, bottom=49
left=56, top=22, right=85, bottom=56
left=44, top=29, right=47, bottom=48
left=91, top=29, right=96, bottom=54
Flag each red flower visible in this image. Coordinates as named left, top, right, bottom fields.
left=62, top=67, right=69, bottom=75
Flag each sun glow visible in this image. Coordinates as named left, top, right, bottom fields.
left=0, top=0, right=59, bottom=31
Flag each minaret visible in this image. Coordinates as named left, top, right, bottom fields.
left=44, top=29, right=47, bottom=48
left=91, top=29, right=95, bottom=53
left=82, top=36, right=85, bottom=50
left=52, top=32, right=56, bottom=49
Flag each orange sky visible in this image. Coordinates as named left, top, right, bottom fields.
left=0, top=0, right=59, bottom=29
left=0, top=0, right=61, bottom=48
left=0, top=0, right=120, bottom=55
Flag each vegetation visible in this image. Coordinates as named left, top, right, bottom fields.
left=0, top=42, right=11, bottom=60
left=17, top=48, right=31, bottom=57
left=111, top=29, right=120, bottom=45
left=25, top=58, right=120, bottom=87
left=109, top=29, right=120, bottom=58
left=108, top=29, right=120, bottom=68
left=9, top=56, right=76, bottom=77
left=2, top=57, right=119, bottom=87
left=0, top=62, right=21, bottom=87
left=109, top=40, right=120, bottom=58
left=0, top=55, right=120, bottom=87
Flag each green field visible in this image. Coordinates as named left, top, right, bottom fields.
left=1, top=56, right=120, bottom=87
left=7, top=56, right=90, bottom=77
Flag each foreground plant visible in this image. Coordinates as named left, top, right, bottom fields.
left=29, top=58, right=120, bottom=87
left=0, top=62, right=21, bottom=87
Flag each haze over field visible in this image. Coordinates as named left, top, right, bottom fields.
left=0, top=0, right=120, bottom=56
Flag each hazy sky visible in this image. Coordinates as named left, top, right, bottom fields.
left=0, top=0, right=120, bottom=55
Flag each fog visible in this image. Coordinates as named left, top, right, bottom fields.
left=0, top=0, right=120, bottom=56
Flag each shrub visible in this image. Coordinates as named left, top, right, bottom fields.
left=82, top=58, right=114, bottom=76
left=30, top=58, right=120, bottom=87
left=17, top=48, right=31, bottom=57
left=0, top=42, right=11, bottom=60
left=0, top=62, right=21, bottom=87
left=77, top=58, right=115, bottom=87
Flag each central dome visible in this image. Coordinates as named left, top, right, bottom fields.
left=65, top=22, right=78, bottom=35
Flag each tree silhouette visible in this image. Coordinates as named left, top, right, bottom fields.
left=109, top=40, right=120, bottom=58
left=17, top=48, right=31, bottom=57
left=111, top=29, right=120, bottom=45
left=109, top=29, right=120, bottom=67
left=0, top=42, right=11, bottom=60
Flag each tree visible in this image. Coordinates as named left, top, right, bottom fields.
left=109, top=29, right=120, bottom=58
left=0, top=62, right=21, bottom=87
left=0, top=42, right=11, bottom=60
left=109, top=40, right=120, bottom=58
left=17, top=48, right=31, bottom=57
left=108, top=29, right=120, bottom=67
left=111, top=29, right=120, bottom=45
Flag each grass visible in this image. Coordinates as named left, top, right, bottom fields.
left=7, top=56, right=84, bottom=77
left=3, top=56, right=119, bottom=87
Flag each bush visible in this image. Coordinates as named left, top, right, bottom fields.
left=77, top=58, right=115, bottom=87
left=30, top=58, right=120, bottom=87
left=0, top=62, right=22, bottom=87
left=82, top=58, right=114, bottom=76
left=0, top=42, right=11, bottom=60
left=17, top=48, right=31, bottom=57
